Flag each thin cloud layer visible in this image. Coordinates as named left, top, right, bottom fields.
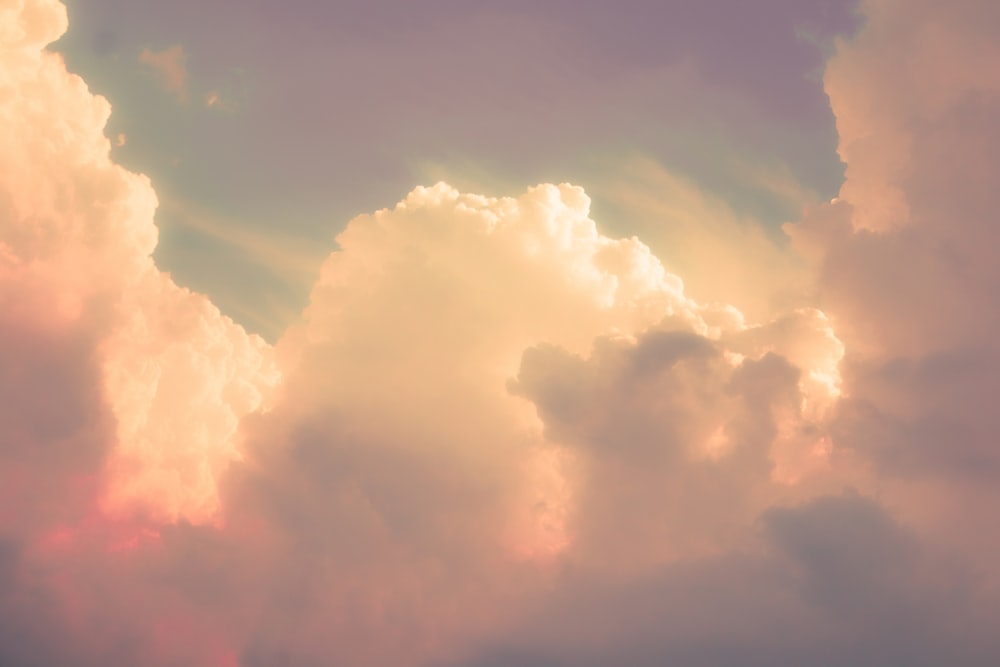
left=139, top=44, right=189, bottom=104
left=2, top=1, right=1000, bottom=666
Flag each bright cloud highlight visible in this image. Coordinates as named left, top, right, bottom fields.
left=3, top=0, right=1000, bottom=666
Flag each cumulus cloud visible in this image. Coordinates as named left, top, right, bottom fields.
left=3, top=0, right=1000, bottom=665
left=1, top=1, right=274, bottom=662
left=786, top=0, right=1000, bottom=559
left=217, top=181, right=844, bottom=664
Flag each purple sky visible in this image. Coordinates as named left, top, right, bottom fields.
left=54, top=0, right=859, bottom=338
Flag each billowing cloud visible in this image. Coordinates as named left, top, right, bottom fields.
left=1, top=2, right=274, bottom=663
left=218, top=180, right=842, bottom=665
left=3, top=0, right=1000, bottom=665
left=787, top=0, right=1000, bottom=556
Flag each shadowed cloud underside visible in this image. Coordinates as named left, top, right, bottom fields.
left=3, top=0, right=1000, bottom=665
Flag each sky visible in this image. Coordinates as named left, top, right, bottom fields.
left=52, top=0, right=857, bottom=338
left=3, top=0, right=1000, bottom=665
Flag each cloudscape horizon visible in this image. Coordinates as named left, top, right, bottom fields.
left=3, top=1, right=1000, bottom=665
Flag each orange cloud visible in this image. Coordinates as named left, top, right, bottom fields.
left=4, top=0, right=1000, bottom=665
left=1, top=4, right=275, bottom=660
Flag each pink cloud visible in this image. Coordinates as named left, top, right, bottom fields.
left=3, top=0, right=1000, bottom=665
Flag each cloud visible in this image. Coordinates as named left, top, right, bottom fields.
left=1, top=2, right=275, bottom=662
left=139, top=44, right=190, bottom=104
left=0, top=4, right=842, bottom=656
left=199, top=180, right=842, bottom=665
left=455, top=493, right=989, bottom=667
left=786, top=0, right=1000, bottom=517
left=587, top=156, right=816, bottom=323
left=4, top=0, right=1000, bottom=666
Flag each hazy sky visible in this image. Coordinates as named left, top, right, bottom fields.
left=5, top=0, right=1000, bottom=666
left=53, top=0, right=858, bottom=338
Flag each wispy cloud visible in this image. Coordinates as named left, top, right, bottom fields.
left=139, top=44, right=189, bottom=104
left=158, top=195, right=328, bottom=288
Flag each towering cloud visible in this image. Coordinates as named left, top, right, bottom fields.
left=789, top=0, right=1000, bottom=561
left=3, top=0, right=1000, bottom=665
left=1, top=2, right=275, bottom=663
left=224, top=182, right=845, bottom=665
